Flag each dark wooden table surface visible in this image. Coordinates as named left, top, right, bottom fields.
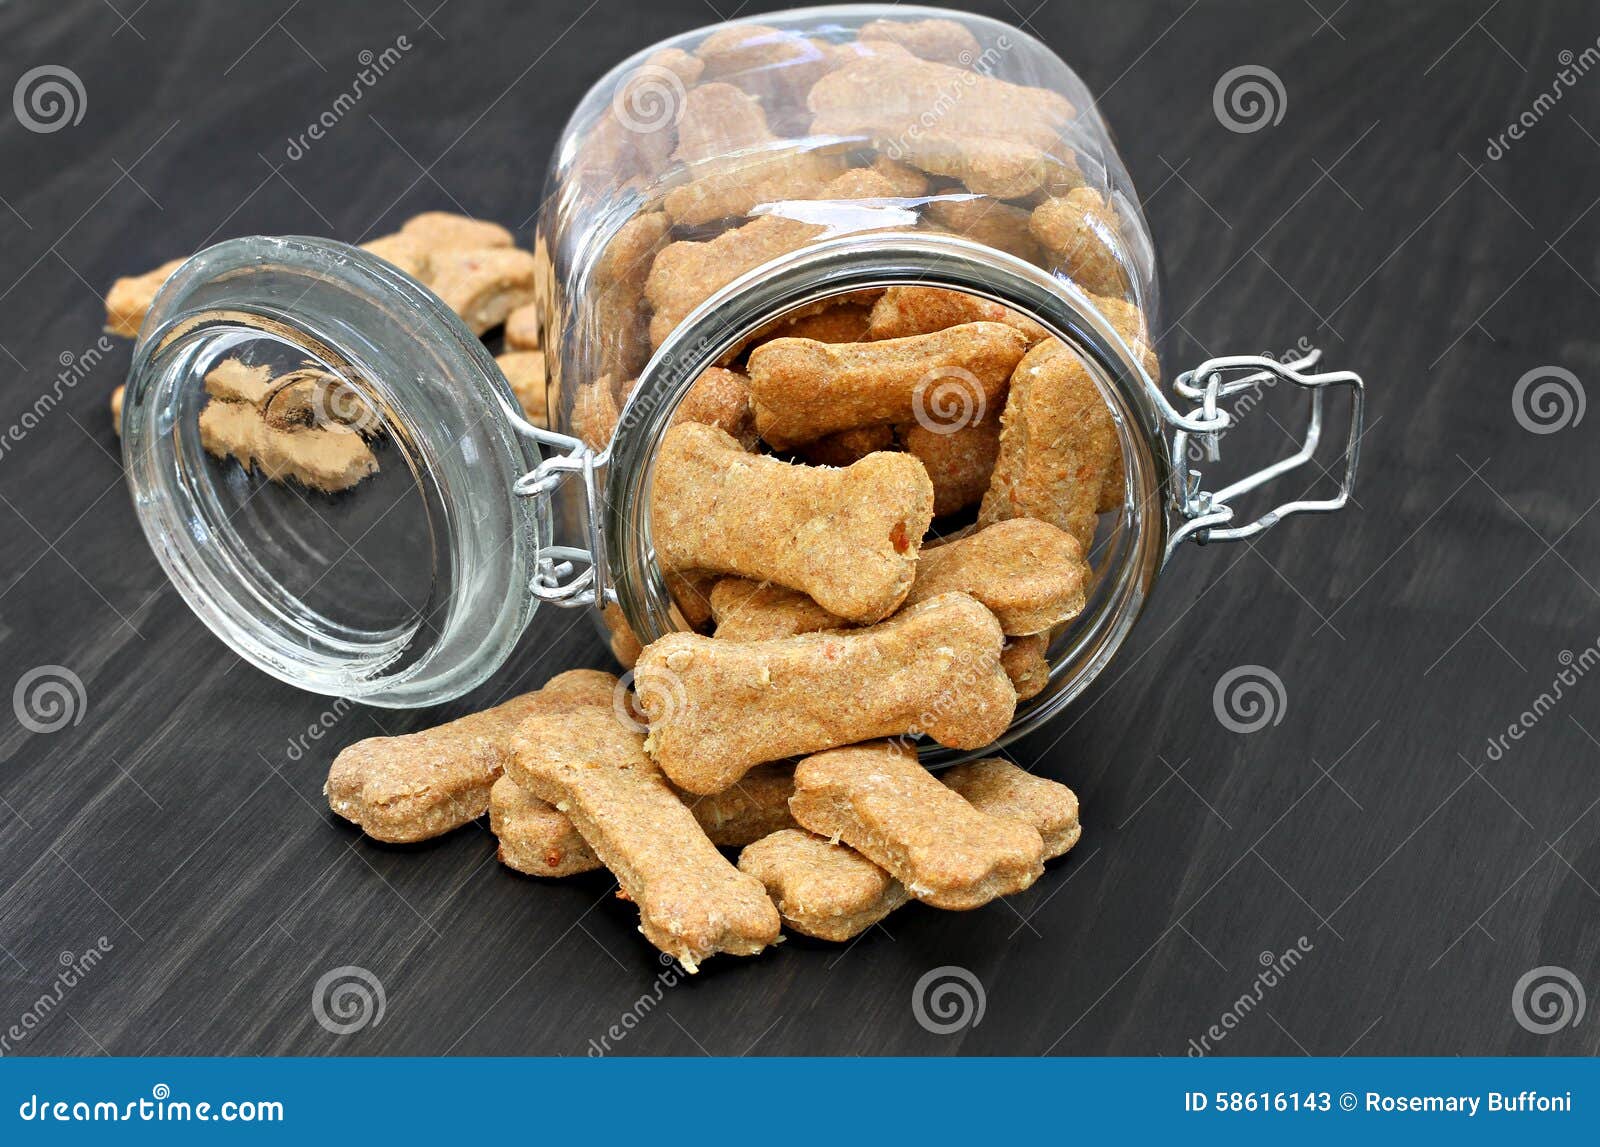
left=1, top=0, right=1596, bottom=1057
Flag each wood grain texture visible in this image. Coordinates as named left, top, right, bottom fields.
left=0, top=0, right=1597, bottom=1057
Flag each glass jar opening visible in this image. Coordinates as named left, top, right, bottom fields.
left=603, top=231, right=1170, bottom=764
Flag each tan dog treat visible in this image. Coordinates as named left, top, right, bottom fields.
left=1029, top=188, right=1128, bottom=299
left=897, top=416, right=1001, bottom=517
left=601, top=600, right=644, bottom=670
left=490, top=775, right=602, bottom=877
left=709, top=577, right=846, bottom=642
left=594, top=211, right=672, bottom=377
left=679, top=761, right=798, bottom=846
left=203, top=358, right=276, bottom=406
left=493, top=759, right=794, bottom=877
left=495, top=351, right=548, bottom=426
left=325, top=668, right=617, bottom=843
left=868, top=155, right=932, bottom=197
left=749, top=321, right=1027, bottom=450
left=739, top=829, right=908, bottom=941
left=926, top=196, right=1045, bottom=264
left=645, top=169, right=901, bottom=347
left=199, top=401, right=378, bottom=494
left=771, top=301, right=875, bottom=345
left=895, top=135, right=1062, bottom=200
left=647, top=215, right=816, bottom=348
left=1000, top=634, right=1050, bottom=701
left=635, top=592, right=1013, bottom=794
left=978, top=338, right=1117, bottom=549
left=795, top=424, right=895, bottom=468
left=105, top=258, right=185, bottom=337
left=504, top=302, right=541, bottom=351
left=615, top=49, right=706, bottom=169
left=674, top=366, right=757, bottom=449
left=901, top=518, right=1088, bottom=636
left=672, top=82, right=772, bottom=166
left=507, top=706, right=781, bottom=969
left=865, top=285, right=1006, bottom=340
left=859, top=17, right=983, bottom=67
left=664, top=569, right=718, bottom=631
left=663, top=150, right=848, bottom=227
left=429, top=247, right=539, bottom=336
left=694, top=24, right=835, bottom=118
left=810, top=51, right=1072, bottom=150
left=865, top=286, right=1046, bottom=345
left=1088, top=292, right=1158, bottom=512
left=571, top=374, right=621, bottom=451
left=109, top=384, right=124, bottom=433
left=942, top=757, right=1081, bottom=858
left=399, top=210, right=514, bottom=250
left=790, top=741, right=1044, bottom=909
left=651, top=421, right=933, bottom=623
left=360, top=233, right=435, bottom=281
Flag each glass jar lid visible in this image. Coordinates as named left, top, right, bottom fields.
left=120, top=236, right=548, bottom=707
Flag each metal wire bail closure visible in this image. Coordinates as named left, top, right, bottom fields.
left=1164, top=352, right=1366, bottom=554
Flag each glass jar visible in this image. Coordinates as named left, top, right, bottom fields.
left=120, top=5, right=1363, bottom=765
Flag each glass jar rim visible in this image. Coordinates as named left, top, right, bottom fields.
left=603, top=230, right=1172, bottom=765
left=121, top=235, right=547, bottom=708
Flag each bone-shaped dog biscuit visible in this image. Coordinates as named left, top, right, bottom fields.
left=942, top=758, right=1081, bottom=859
left=790, top=740, right=1045, bottom=909
left=709, top=577, right=848, bottom=642
left=748, top=321, right=1027, bottom=450
left=978, top=337, right=1118, bottom=550
left=490, top=775, right=602, bottom=877
left=900, top=518, right=1089, bottom=636
left=739, top=830, right=909, bottom=941
left=325, top=669, right=618, bottom=843
left=635, top=591, right=1014, bottom=794
left=506, top=706, right=781, bottom=969
left=651, top=422, right=933, bottom=623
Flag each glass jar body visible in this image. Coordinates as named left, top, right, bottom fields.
left=536, top=5, right=1171, bottom=758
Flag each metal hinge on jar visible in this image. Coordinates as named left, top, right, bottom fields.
left=1159, top=350, right=1365, bottom=556
left=509, top=420, right=610, bottom=608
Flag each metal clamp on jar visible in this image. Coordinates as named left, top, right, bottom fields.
left=119, top=5, right=1363, bottom=771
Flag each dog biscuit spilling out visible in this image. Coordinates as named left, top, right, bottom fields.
left=634, top=591, right=1014, bottom=795
left=790, top=741, right=1045, bottom=909
left=942, top=757, right=1081, bottom=859
left=490, top=775, right=602, bottom=877
left=325, top=669, right=617, bottom=844
left=507, top=706, right=781, bottom=970
left=739, top=829, right=909, bottom=941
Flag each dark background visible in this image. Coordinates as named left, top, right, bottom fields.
left=1, top=0, right=1597, bottom=1057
